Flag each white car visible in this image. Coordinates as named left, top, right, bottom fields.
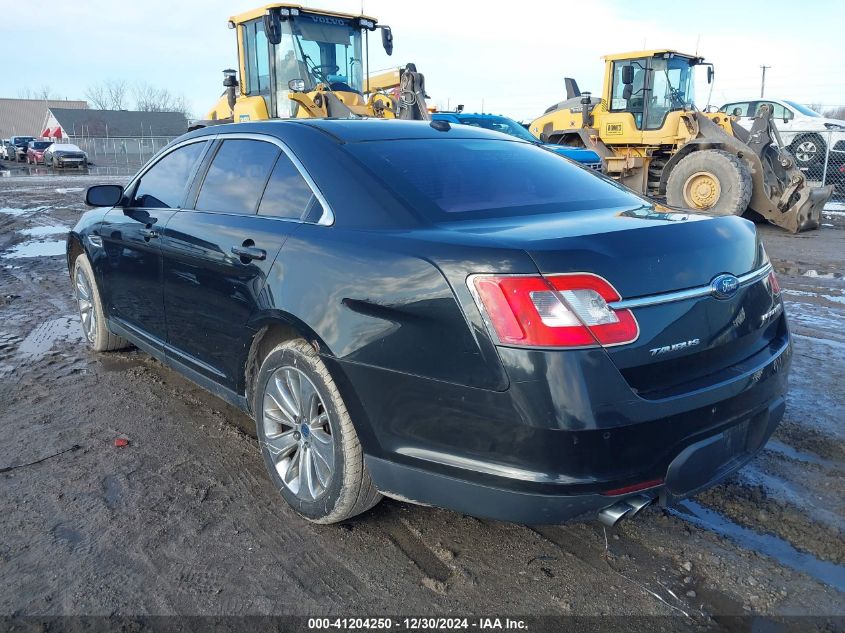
left=43, top=143, right=89, bottom=169
left=719, top=99, right=845, bottom=168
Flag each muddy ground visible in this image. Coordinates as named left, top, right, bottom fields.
left=0, top=166, right=843, bottom=627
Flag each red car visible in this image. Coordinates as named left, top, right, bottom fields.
left=26, top=140, right=53, bottom=165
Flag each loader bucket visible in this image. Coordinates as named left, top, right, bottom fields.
left=693, top=113, right=833, bottom=233
left=776, top=183, right=833, bottom=233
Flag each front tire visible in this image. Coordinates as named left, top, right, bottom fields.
left=72, top=254, right=129, bottom=352
left=254, top=339, right=382, bottom=524
left=666, top=149, right=753, bottom=216
left=789, top=133, right=825, bottom=168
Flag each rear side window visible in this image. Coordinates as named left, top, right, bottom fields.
left=348, top=139, right=640, bottom=220
left=196, top=139, right=280, bottom=214
left=133, top=141, right=207, bottom=209
left=258, top=153, right=318, bottom=219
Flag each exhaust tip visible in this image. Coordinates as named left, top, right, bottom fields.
left=597, top=501, right=634, bottom=528
left=597, top=495, right=656, bottom=527
left=625, top=494, right=655, bottom=518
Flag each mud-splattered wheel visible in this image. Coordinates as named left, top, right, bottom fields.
left=254, top=338, right=381, bottom=523
left=72, top=254, right=129, bottom=352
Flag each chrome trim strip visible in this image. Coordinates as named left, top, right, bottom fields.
left=395, top=447, right=580, bottom=484
left=123, top=132, right=335, bottom=226
left=609, top=264, right=773, bottom=310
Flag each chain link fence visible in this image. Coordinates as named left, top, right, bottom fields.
left=67, top=136, right=177, bottom=170
left=775, top=128, right=845, bottom=213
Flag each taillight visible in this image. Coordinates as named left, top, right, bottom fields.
left=469, top=273, right=639, bottom=348
left=767, top=270, right=781, bottom=296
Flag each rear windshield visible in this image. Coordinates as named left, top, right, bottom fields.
left=32, top=141, right=52, bottom=149
left=347, top=139, right=640, bottom=219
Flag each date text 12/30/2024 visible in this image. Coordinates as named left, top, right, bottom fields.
left=308, top=618, right=528, bottom=630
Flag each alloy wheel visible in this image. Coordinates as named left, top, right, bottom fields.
left=794, top=140, right=818, bottom=164
left=262, top=366, right=335, bottom=501
left=75, top=268, right=96, bottom=342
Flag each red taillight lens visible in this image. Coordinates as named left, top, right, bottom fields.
left=767, top=270, right=781, bottom=296
left=470, top=273, right=639, bottom=348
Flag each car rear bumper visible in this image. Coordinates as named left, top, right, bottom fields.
left=330, top=328, right=791, bottom=523
left=366, top=395, right=784, bottom=524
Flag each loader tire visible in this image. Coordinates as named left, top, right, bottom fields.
left=666, top=149, right=753, bottom=216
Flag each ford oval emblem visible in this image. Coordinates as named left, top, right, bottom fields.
left=711, top=273, right=740, bottom=300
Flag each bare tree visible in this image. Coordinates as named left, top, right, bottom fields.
left=85, top=80, right=129, bottom=110
left=85, top=83, right=110, bottom=109
left=808, top=103, right=824, bottom=115
left=824, top=106, right=845, bottom=120
left=38, top=86, right=59, bottom=100
left=106, top=80, right=128, bottom=110
left=133, top=82, right=191, bottom=117
left=17, top=87, right=35, bottom=99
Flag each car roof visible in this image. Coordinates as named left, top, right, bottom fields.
left=185, top=118, right=520, bottom=145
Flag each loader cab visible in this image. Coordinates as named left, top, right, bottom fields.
left=230, top=5, right=388, bottom=120
left=602, top=51, right=703, bottom=139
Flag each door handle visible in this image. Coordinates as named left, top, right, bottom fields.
left=140, top=228, right=159, bottom=239
left=231, top=245, right=266, bottom=261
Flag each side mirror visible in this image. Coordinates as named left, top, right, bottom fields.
left=707, top=66, right=714, bottom=84
left=622, top=84, right=633, bottom=100
left=621, top=65, right=634, bottom=85
left=264, top=9, right=282, bottom=46
left=86, top=184, right=124, bottom=207
left=381, top=26, right=393, bottom=56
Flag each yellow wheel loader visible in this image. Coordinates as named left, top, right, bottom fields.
left=192, top=4, right=429, bottom=129
left=529, top=50, right=833, bottom=232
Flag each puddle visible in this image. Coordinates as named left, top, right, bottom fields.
left=783, top=300, right=844, bottom=331
left=672, top=500, right=845, bottom=593
left=765, top=439, right=836, bottom=469
left=2, top=239, right=66, bottom=259
left=103, top=475, right=123, bottom=509
left=17, top=316, right=84, bottom=359
left=0, top=205, right=49, bottom=216
left=782, top=289, right=845, bottom=306
left=17, top=225, right=68, bottom=237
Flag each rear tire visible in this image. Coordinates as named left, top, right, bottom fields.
left=789, top=133, right=825, bottom=168
left=72, top=254, right=130, bottom=352
left=254, top=338, right=382, bottom=524
left=666, top=149, right=753, bottom=216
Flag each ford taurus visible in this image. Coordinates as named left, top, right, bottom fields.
left=68, top=120, right=790, bottom=525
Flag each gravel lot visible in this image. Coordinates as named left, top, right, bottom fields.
left=0, top=167, right=843, bottom=626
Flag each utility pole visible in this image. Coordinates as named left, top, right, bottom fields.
left=760, top=65, right=770, bottom=98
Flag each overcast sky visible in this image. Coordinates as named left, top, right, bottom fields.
left=6, top=0, right=845, bottom=120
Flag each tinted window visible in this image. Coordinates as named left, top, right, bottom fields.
left=258, top=153, right=317, bottom=219
left=133, top=141, right=207, bottom=209
left=196, top=140, right=279, bottom=214
left=348, top=139, right=641, bottom=220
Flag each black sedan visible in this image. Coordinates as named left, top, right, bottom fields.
left=68, top=120, right=790, bottom=526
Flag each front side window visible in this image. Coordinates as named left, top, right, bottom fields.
left=349, top=139, right=642, bottom=221
left=609, top=58, right=647, bottom=128
left=258, top=153, right=320, bottom=219
left=243, top=19, right=271, bottom=95
left=723, top=102, right=751, bottom=117
left=756, top=101, right=789, bottom=120
left=196, top=139, right=280, bottom=214
left=133, top=141, right=207, bottom=209
left=645, top=56, right=696, bottom=129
